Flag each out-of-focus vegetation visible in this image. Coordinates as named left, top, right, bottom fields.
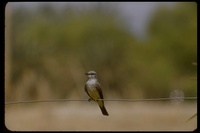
left=5, top=2, right=196, bottom=101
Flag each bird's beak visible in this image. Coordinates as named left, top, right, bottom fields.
left=85, top=72, right=89, bottom=75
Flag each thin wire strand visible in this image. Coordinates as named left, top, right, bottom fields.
left=186, top=113, right=197, bottom=122
left=5, top=97, right=197, bottom=105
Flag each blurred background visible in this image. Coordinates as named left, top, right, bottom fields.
left=5, top=2, right=197, bottom=131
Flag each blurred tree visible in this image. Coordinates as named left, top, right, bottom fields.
left=9, top=3, right=137, bottom=100
left=148, top=2, right=197, bottom=74
left=144, top=2, right=197, bottom=97
left=7, top=2, right=196, bottom=101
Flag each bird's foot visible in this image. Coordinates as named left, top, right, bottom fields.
left=88, top=98, right=92, bottom=102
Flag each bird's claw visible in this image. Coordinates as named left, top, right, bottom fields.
left=88, top=98, right=92, bottom=102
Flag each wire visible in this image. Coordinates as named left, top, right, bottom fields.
left=5, top=97, right=197, bottom=105
left=186, top=113, right=197, bottom=122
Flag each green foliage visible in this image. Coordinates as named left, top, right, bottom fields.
left=144, top=2, right=197, bottom=97
left=7, top=3, right=197, bottom=100
left=148, top=2, right=197, bottom=74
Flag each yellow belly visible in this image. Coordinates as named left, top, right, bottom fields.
left=88, top=87, right=100, bottom=100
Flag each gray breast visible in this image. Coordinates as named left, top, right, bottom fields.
left=86, top=79, right=97, bottom=88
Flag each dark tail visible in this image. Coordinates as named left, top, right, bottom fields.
left=99, top=105, right=109, bottom=116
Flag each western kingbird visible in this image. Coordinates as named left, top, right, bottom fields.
left=85, top=71, right=109, bottom=116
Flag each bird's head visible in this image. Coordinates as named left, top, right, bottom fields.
left=85, top=71, right=97, bottom=79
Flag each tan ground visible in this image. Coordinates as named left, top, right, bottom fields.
left=5, top=102, right=197, bottom=131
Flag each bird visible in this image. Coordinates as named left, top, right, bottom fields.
left=84, top=71, right=109, bottom=116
